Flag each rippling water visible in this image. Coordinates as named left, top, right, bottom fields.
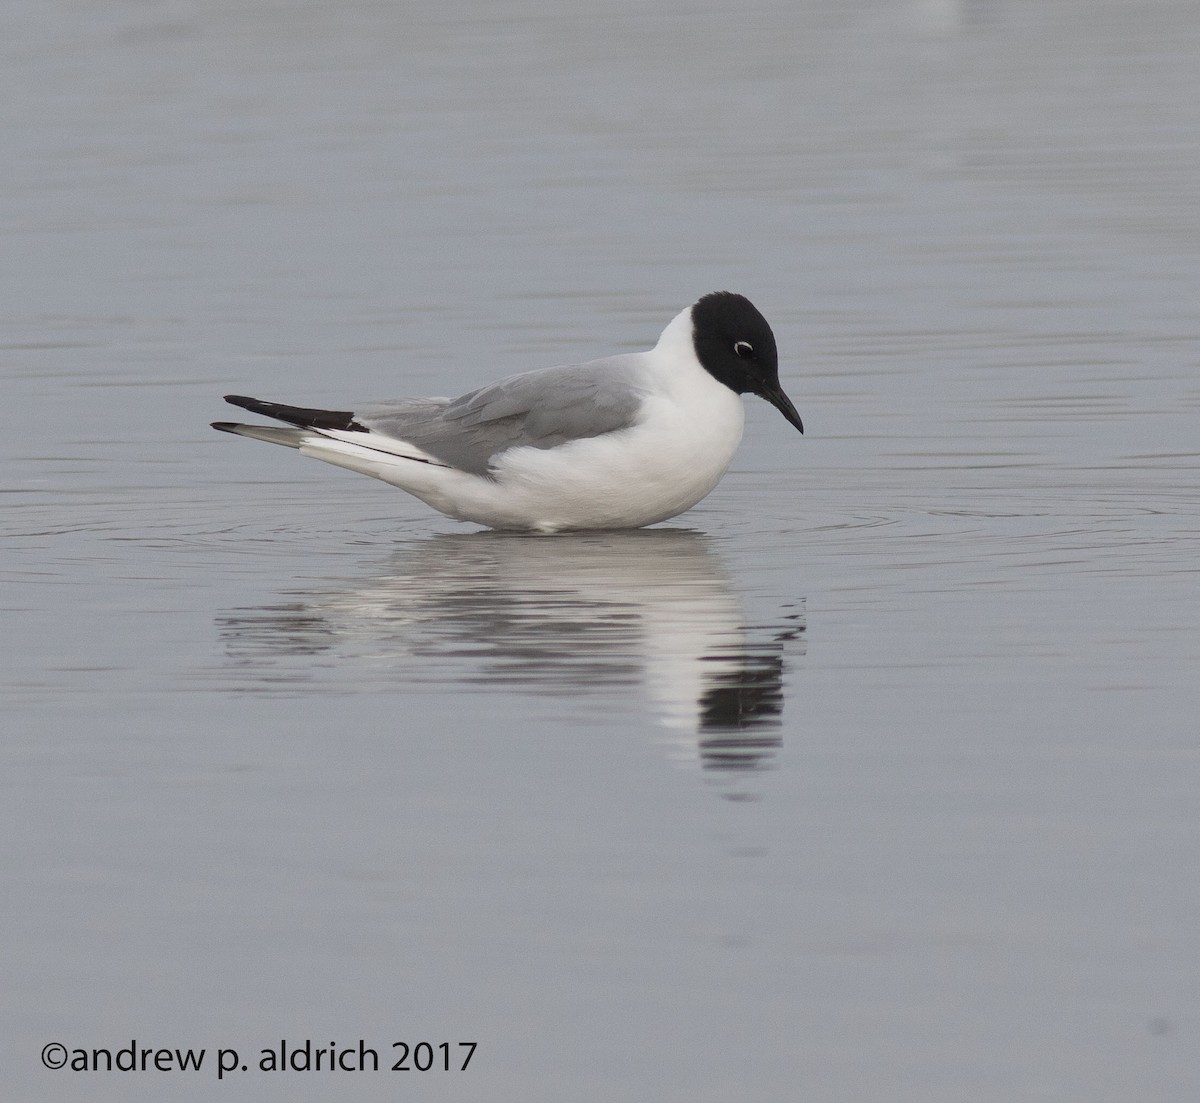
left=4, top=1, right=1199, bottom=1100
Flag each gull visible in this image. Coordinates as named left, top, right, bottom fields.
left=212, top=291, right=803, bottom=532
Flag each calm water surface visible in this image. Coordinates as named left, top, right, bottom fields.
left=3, top=1, right=1199, bottom=1100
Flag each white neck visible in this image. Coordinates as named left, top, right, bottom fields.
left=654, top=306, right=697, bottom=361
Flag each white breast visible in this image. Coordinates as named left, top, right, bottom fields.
left=462, top=317, right=745, bottom=531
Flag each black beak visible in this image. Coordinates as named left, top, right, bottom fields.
left=758, top=380, right=804, bottom=434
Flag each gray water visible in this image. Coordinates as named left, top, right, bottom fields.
left=4, top=1, right=1199, bottom=1100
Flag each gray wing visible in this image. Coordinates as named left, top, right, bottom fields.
left=357, top=355, right=647, bottom=475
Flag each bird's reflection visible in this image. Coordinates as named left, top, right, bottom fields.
left=216, top=529, right=804, bottom=789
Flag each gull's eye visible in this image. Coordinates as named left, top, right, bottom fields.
left=734, top=340, right=754, bottom=359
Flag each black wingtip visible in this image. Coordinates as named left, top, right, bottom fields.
left=220, top=394, right=364, bottom=431
left=211, top=421, right=241, bottom=433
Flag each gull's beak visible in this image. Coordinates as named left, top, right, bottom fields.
left=758, top=380, right=804, bottom=434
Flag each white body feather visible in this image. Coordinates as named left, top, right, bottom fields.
left=290, top=308, right=745, bottom=532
